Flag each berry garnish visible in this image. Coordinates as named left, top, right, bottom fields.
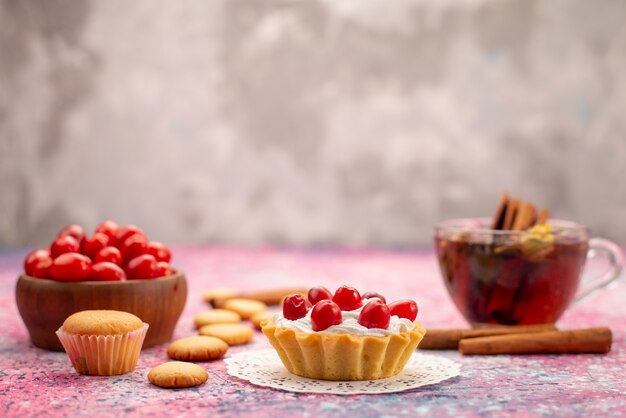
left=50, top=235, right=81, bottom=259
left=388, top=299, right=418, bottom=321
left=49, top=253, right=92, bottom=281
left=361, top=291, right=386, bottom=303
left=310, top=300, right=342, bottom=331
left=91, top=262, right=126, bottom=281
left=332, top=285, right=363, bottom=311
left=358, top=299, right=391, bottom=329
left=283, top=294, right=309, bottom=320
left=307, top=286, right=333, bottom=305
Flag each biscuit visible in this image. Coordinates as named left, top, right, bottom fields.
left=194, top=309, right=241, bottom=328
left=198, top=323, right=253, bottom=345
left=62, top=310, right=144, bottom=335
left=222, top=298, right=267, bottom=320
left=250, top=311, right=275, bottom=330
left=167, top=336, right=228, bottom=361
left=203, top=288, right=237, bottom=305
left=147, top=361, right=208, bottom=388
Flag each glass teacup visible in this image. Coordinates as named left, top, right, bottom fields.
left=434, top=218, right=624, bottom=327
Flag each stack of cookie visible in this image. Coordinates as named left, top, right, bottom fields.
left=148, top=286, right=304, bottom=389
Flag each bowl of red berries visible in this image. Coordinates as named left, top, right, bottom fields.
left=15, top=221, right=187, bottom=351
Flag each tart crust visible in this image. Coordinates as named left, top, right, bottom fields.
left=261, top=320, right=426, bottom=381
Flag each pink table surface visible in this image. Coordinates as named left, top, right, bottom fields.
left=0, top=246, right=624, bottom=418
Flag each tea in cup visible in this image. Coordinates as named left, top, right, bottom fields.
left=434, top=218, right=623, bottom=327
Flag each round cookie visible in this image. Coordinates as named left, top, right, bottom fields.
left=167, top=336, right=228, bottom=361
left=148, top=361, right=208, bottom=388
left=222, top=298, right=267, bottom=320
left=194, top=309, right=241, bottom=328
left=199, top=323, right=253, bottom=345
left=62, top=310, right=143, bottom=335
left=250, top=311, right=275, bottom=330
left=203, top=288, right=237, bottom=304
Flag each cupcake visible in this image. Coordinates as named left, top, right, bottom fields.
left=261, top=286, right=426, bottom=381
left=56, top=310, right=149, bottom=376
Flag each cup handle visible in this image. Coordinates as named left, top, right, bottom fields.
left=573, top=238, right=624, bottom=303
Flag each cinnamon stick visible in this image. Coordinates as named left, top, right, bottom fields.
left=491, top=193, right=509, bottom=230
left=459, top=327, right=612, bottom=355
left=512, top=203, right=536, bottom=231
left=536, top=208, right=549, bottom=225
left=502, top=198, right=519, bottom=230
left=420, top=324, right=557, bottom=350
left=208, top=287, right=308, bottom=308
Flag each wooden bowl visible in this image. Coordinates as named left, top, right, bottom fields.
left=15, top=271, right=188, bottom=351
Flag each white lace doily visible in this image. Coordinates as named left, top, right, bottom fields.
left=225, top=349, right=461, bottom=395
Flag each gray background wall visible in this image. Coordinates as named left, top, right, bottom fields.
left=1, top=0, right=625, bottom=247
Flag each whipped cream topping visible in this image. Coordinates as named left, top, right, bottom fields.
left=273, top=298, right=415, bottom=337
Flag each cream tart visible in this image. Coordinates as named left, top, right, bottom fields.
left=261, top=286, right=426, bottom=381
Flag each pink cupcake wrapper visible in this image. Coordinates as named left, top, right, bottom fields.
left=56, top=323, right=149, bottom=376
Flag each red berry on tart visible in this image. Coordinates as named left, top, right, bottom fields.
left=358, top=299, right=391, bottom=329
left=361, top=291, right=386, bottom=303
left=307, top=286, right=333, bottom=305
left=388, top=299, right=418, bottom=322
left=283, top=294, right=309, bottom=320
left=311, top=300, right=342, bottom=331
left=332, top=285, right=363, bottom=311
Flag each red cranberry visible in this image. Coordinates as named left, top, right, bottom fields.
left=388, top=299, right=418, bottom=321
left=50, top=236, right=80, bottom=259
left=311, top=300, right=342, bottom=331
left=95, top=220, right=120, bottom=244
left=283, top=294, right=309, bottom=320
left=90, top=262, right=126, bottom=281
left=361, top=291, right=386, bottom=303
left=24, top=249, right=52, bottom=279
left=57, top=224, right=86, bottom=245
left=49, top=253, right=92, bottom=281
left=124, top=254, right=158, bottom=280
left=332, top=285, right=363, bottom=311
left=307, top=286, right=333, bottom=305
left=358, top=299, right=391, bottom=329
left=81, top=232, right=110, bottom=260
left=156, top=261, right=172, bottom=277
left=147, top=241, right=172, bottom=263
left=95, top=246, right=123, bottom=266
left=119, top=234, right=148, bottom=264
